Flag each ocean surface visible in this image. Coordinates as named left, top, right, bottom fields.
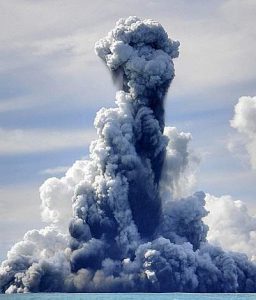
left=0, top=294, right=255, bottom=300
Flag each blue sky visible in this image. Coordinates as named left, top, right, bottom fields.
left=1, top=0, right=256, bottom=261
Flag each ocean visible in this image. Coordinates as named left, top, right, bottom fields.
left=0, top=294, right=255, bottom=300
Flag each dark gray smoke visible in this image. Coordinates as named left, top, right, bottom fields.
left=1, top=16, right=256, bottom=293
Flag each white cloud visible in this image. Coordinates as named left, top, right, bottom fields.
left=230, top=96, right=256, bottom=169
left=0, top=128, right=96, bottom=155
left=39, top=160, right=89, bottom=231
left=205, top=193, right=256, bottom=261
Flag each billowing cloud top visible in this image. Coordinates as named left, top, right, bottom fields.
left=1, top=17, right=256, bottom=294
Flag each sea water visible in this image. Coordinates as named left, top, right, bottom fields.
left=0, top=294, right=255, bottom=300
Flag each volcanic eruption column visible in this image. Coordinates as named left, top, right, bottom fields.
left=1, top=16, right=256, bottom=293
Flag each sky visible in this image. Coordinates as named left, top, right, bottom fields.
left=0, top=0, right=256, bottom=262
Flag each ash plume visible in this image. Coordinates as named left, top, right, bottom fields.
left=1, top=16, right=256, bottom=293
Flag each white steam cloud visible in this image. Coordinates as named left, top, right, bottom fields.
left=230, top=96, right=256, bottom=170
left=203, top=95, right=256, bottom=262
left=205, top=194, right=256, bottom=262
left=1, top=17, right=256, bottom=294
